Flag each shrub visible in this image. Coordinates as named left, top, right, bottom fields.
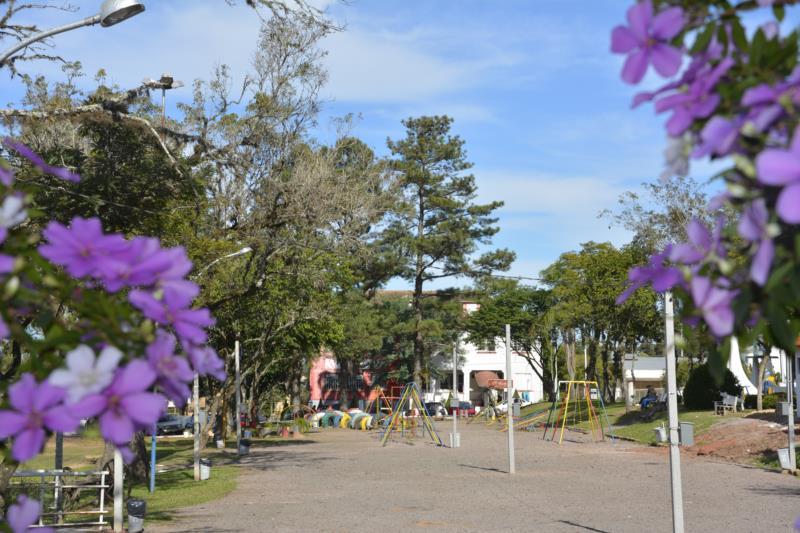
left=744, top=393, right=784, bottom=410
left=682, top=363, right=741, bottom=410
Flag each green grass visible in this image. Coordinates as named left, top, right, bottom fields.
left=130, top=466, right=239, bottom=522
left=546, top=400, right=746, bottom=445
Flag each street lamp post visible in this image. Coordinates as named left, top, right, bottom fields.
left=191, top=246, right=253, bottom=480
left=142, top=74, right=184, bottom=140
left=0, top=0, right=145, bottom=66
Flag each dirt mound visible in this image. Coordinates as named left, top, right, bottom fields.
left=686, top=416, right=796, bottom=465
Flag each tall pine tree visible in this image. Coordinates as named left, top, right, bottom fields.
left=385, top=116, right=514, bottom=390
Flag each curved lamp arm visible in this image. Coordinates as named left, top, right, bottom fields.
left=0, top=15, right=101, bottom=66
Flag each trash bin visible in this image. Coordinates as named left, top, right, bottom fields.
left=779, top=402, right=791, bottom=416
left=244, top=429, right=252, bottom=439
left=653, top=425, right=667, bottom=443
left=511, top=399, right=521, bottom=418
left=679, top=422, right=694, bottom=446
left=777, top=448, right=792, bottom=470
left=239, top=438, right=251, bottom=455
left=200, top=458, right=211, bottom=480
left=127, top=498, right=146, bottom=533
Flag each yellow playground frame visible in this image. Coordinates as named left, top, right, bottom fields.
left=542, top=380, right=616, bottom=444
left=379, top=383, right=443, bottom=447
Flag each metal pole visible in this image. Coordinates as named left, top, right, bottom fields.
left=786, top=350, right=796, bottom=472
left=505, top=324, right=515, bottom=474
left=150, top=424, right=156, bottom=493
left=584, top=345, right=588, bottom=379
left=664, top=291, right=685, bottom=533
left=113, top=447, right=123, bottom=532
left=0, top=15, right=101, bottom=65
left=55, top=432, right=63, bottom=523
left=451, top=341, right=459, bottom=448
left=236, top=340, right=242, bottom=454
left=193, top=374, right=200, bottom=481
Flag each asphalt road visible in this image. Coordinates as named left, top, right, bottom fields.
left=149, top=422, right=800, bottom=532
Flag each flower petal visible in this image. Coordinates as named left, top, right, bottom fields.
left=650, top=44, right=682, bottom=78
left=751, top=238, right=774, bottom=286
left=97, top=346, right=123, bottom=374
left=651, top=7, right=684, bottom=40
left=0, top=411, right=27, bottom=438
left=100, top=410, right=134, bottom=445
left=622, top=48, right=649, bottom=84
left=8, top=373, right=36, bottom=412
left=756, top=149, right=800, bottom=186
left=113, top=360, right=156, bottom=396
left=627, top=0, right=652, bottom=40
left=611, top=26, right=639, bottom=53
left=12, top=427, right=45, bottom=462
left=121, top=392, right=165, bottom=426
left=66, top=345, right=96, bottom=373
left=67, top=394, right=107, bottom=418
left=776, top=182, right=800, bottom=223
left=42, top=405, right=79, bottom=433
left=7, top=495, right=41, bottom=532
left=32, top=381, right=66, bottom=412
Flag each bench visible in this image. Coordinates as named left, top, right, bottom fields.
left=714, top=393, right=739, bottom=415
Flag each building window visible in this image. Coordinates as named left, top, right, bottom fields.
left=324, top=374, right=339, bottom=391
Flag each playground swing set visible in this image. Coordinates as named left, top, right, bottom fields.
left=542, top=380, right=616, bottom=444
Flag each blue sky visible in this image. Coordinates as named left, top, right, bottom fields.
left=0, top=0, right=748, bottom=289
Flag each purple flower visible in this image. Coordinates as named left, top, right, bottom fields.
left=0, top=165, right=13, bottom=187
left=0, top=253, right=16, bottom=274
left=690, top=276, right=736, bottom=337
left=611, top=0, right=684, bottom=84
left=187, top=345, right=226, bottom=381
left=669, top=218, right=725, bottom=264
left=755, top=124, right=800, bottom=223
left=738, top=199, right=774, bottom=286
left=655, top=57, right=734, bottom=136
left=4, top=138, right=81, bottom=183
left=691, top=115, right=743, bottom=158
left=156, top=247, right=199, bottom=299
left=742, top=67, right=800, bottom=132
left=129, top=287, right=214, bottom=344
left=147, top=330, right=194, bottom=405
left=68, top=360, right=165, bottom=445
left=0, top=374, right=79, bottom=462
left=7, top=495, right=54, bottom=533
left=39, top=218, right=129, bottom=278
left=617, top=247, right=683, bottom=304
left=97, top=237, right=174, bottom=292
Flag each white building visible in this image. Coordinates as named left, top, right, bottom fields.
left=424, top=302, right=544, bottom=406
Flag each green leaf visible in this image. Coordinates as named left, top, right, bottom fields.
left=773, top=4, right=786, bottom=22
left=765, top=260, right=794, bottom=292
left=708, top=339, right=730, bottom=386
left=766, top=301, right=796, bottom=352
left=691, top=23, right=716, bottom=54
left=731, top=19, right=748, bottom=51
left=751, top=28, right=767, bottom=66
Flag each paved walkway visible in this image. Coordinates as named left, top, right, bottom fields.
left=150, top=423, right=799, bottom=532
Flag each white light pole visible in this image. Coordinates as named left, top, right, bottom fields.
left=505, top=324, right=515, bottom=474
left=235, top=340, right=243, bottom=455
left=664, top=291, right=684, bottom=533
left=192, top=246, right=253, bottom=477
left=786, top=349, right=796, bottom=473
left=0, top=0, right=145, bottom=66
left=450, top=341, right=460, bottom=448
left=113, top=447, right=124, bottom=531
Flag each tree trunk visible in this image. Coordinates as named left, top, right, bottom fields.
left=756, top=344, right=772, bottom=411
left=412, top=275, right=424, bottom=391
left=564, top=329, right=576, bottom=380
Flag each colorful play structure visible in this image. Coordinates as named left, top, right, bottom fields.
left=542, top=380, right=616, bottom=444
left=378, top=383, right=443, bottom=447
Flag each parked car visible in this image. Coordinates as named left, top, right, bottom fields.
left=424, top=402, right=448, bottom=418
left=156, top=414, right=186, bottom=435
left=447, top=401, right=476, bottom=417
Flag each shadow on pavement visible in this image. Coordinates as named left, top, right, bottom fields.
left=556, top=519, right=611, bottom=532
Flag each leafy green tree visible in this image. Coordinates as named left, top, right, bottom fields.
left=464, top=280, right=562, bottom=399
left=384, top=116, right=513, bottom=389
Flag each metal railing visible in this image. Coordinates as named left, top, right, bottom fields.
left=10, top=469, right=109, bottom=530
